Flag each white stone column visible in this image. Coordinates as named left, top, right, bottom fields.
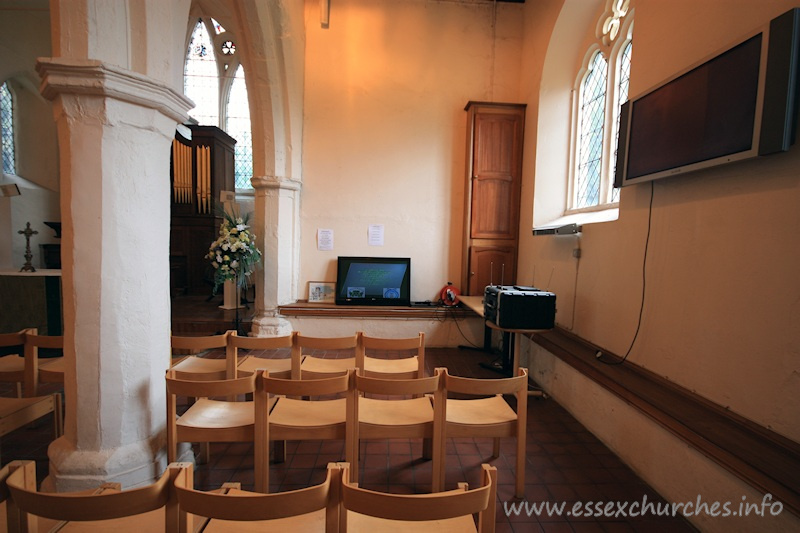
left=37, top=58, right=192, bottom=490
left=250, top=175, right=301, bottom=337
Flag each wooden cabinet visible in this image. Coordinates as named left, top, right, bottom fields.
left=170, top=126, right=236, bottom=296
left=462, top=102, right=525, bottom=295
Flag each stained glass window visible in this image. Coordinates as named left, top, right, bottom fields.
left=1, top=82, right=14, bottom=175
left=184, top=20, right=219, bottom=127
left=576, top=52, right=608, bottom=209
left=226, top=65, right=253, bottom=189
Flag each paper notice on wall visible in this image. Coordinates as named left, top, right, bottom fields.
left=368, top=224, right=384, bottom=246
left=317, top=228, right=334, bottom=251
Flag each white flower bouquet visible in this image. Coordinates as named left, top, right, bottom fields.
left=207, top=210, right=262, bottom=293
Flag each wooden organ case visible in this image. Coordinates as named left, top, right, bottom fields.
left=170, top=125, right=236, bottom=296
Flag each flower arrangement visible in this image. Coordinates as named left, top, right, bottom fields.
left=207, top=210, right=262, bottom=293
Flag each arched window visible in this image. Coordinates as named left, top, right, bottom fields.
left=184, top=18, right=253, bottom=189
left=1, top=81, right=15, bottom=175
left=570, top=4, right=633, bottom=211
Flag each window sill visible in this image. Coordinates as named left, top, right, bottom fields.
left=533, top=205, right=618, bottom=236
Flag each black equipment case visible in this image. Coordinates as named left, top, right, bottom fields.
left=483, top=285, right=556, bottom=330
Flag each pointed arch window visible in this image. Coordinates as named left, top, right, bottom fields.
left=1, top=81, right=15, bottom=175
left=569, top=6, right=633, bottom=211
left=183, top=18, right=254, bottom=189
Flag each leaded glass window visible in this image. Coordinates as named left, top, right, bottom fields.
left=1, top=82, right=14, bottom=175
left=226, top=65, right=253, bottom=189
left=185, top=20, right=219, bottom=127
left=611, top=40, right=633, bottom=203
left=577, top=52, right=608, bottom=209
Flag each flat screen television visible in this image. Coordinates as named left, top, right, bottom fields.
left=335, top=256, right=411, bottom=306
left=615, top=8, right=800, bottom=187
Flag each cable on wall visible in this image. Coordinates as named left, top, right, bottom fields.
left=598, top=180, right=654, bottom=366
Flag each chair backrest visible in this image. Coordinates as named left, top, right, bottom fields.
left=226, top=331, right=295, bottom=378
left=171, top=332, right=230, bottom=354
left=292, top=333, right=360, bottom=379
left=0, top=330, right=34, bottom=394
left=165, top=370, right=257, bottom=400
left=353, top=369, right=440, bottom=398
left=22, top=332, right=64, bottom=398
left=339, top=462, right=496, bottom=532
left=440, top=366, right=528, bottom=397
left=356, top=332, right=425, bottom=378
left=4, top=460, right=189, bottom=533
left=173, top=460, right=340, bottom=531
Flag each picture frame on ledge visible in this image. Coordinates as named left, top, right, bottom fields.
left=308, top=281, right=335, bottom=303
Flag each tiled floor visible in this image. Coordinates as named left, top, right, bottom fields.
left=1, top=347, right=697, bottom=532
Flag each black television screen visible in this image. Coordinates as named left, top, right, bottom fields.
left=335, top=256, right=411, bottom=306
left=616, top=8, right=800, bottom=187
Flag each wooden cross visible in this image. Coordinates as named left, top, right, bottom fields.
left=18, top=222, right=38, bottom=272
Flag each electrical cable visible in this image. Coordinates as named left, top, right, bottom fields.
left=598, top=180, right=654, bottom=366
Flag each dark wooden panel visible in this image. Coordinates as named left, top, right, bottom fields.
left=468, top=244, right=516, bottom=295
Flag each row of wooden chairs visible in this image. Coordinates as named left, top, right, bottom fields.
left=0, top=329, right=65, bottom=398
left=1, top=460, right=495, bottom=532
left=170, top=330, right=425, bottom=382
left=166, top=366, right=528, bottom=498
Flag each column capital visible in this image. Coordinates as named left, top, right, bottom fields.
left=251, top=175, right=302, bottom=192
left=36, top=57, right=193, bottom=123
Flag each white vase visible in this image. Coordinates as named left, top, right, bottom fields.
left=219, top=279, right=242, bottom=309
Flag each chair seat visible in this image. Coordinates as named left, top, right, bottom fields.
left=359, top=396, right=433, bottom=426
left=269, top=397, right=347, bottom=428
left=0, top=396, right=57, bottom=437
left=237, top=356, right=292, bottom=377
left=346, top=511, right=477, bottom=532
left=364, top=356, right=418, bottom=375
left=446, top=395, right=517, bottom=425
left=177, top=398, right=254, bottom=430
left=171, top=356, right=227, bottom=376
left=300, top=356, right=356, bottom=374
left=0, top=355, right=24, bottom=373
left=39, top=357, right=65, bottom=381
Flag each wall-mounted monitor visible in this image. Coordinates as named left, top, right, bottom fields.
left=335, top=256, right=411, bottom=306
left=615, top=8, right=800, bottom=187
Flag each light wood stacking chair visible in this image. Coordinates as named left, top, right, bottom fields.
left=296, top=333, right=360, bottom=380
left=0, top=393, right=63, bottom=464
left=357, top=332, right=425, bottom=380
left=165, top=370, right=268, bottom=468
left=255, top=370, right=352, bottom=492
left=173, top=460, right=341, bottom=532
left=23, top=332, right=65, bottom=397
left=3, top=459, right=189, bottom=532
left=228, top=331, right=295, bottom=380
left=170, top=332, right=231, bottom=381
left=339, top=462, right=497, bottom=533
left=349, top=369, right=444, bottom=491
left=436, top=367, right=528, bottom=498
left=0, top=329, right=33, bottom=397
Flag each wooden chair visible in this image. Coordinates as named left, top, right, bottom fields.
left=165, top=370, right=268, bottom=468
left=255, top=370, right=352, bottom=492
left=357, top=332, right=425, bottom=379
left=228, top=331, right=295, bottom=380
left=3, top=459, right=189, bottom=532
left=435, top=367, right=528, bottom=498
left=349, top=369, right=444, bottom=491
left=0, top=329, right=33, bottom=397
left=170, top=332, right=231, bottom=380
left=296, top=333, right=360, bottom=380
left=173, top=459, right=341, bottom=532
left=23, top=332, right=65, bottom=397
left=339, top=462, right=496, bottom=533
left=0, top=394, right=63, bottom=464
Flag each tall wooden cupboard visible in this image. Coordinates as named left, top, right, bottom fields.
left=462, top=102, right=526, bottom=296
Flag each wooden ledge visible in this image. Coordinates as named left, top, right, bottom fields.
left=278, top=302, right=475, bottom=320
left=531, top=327, right=800, bottom=517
